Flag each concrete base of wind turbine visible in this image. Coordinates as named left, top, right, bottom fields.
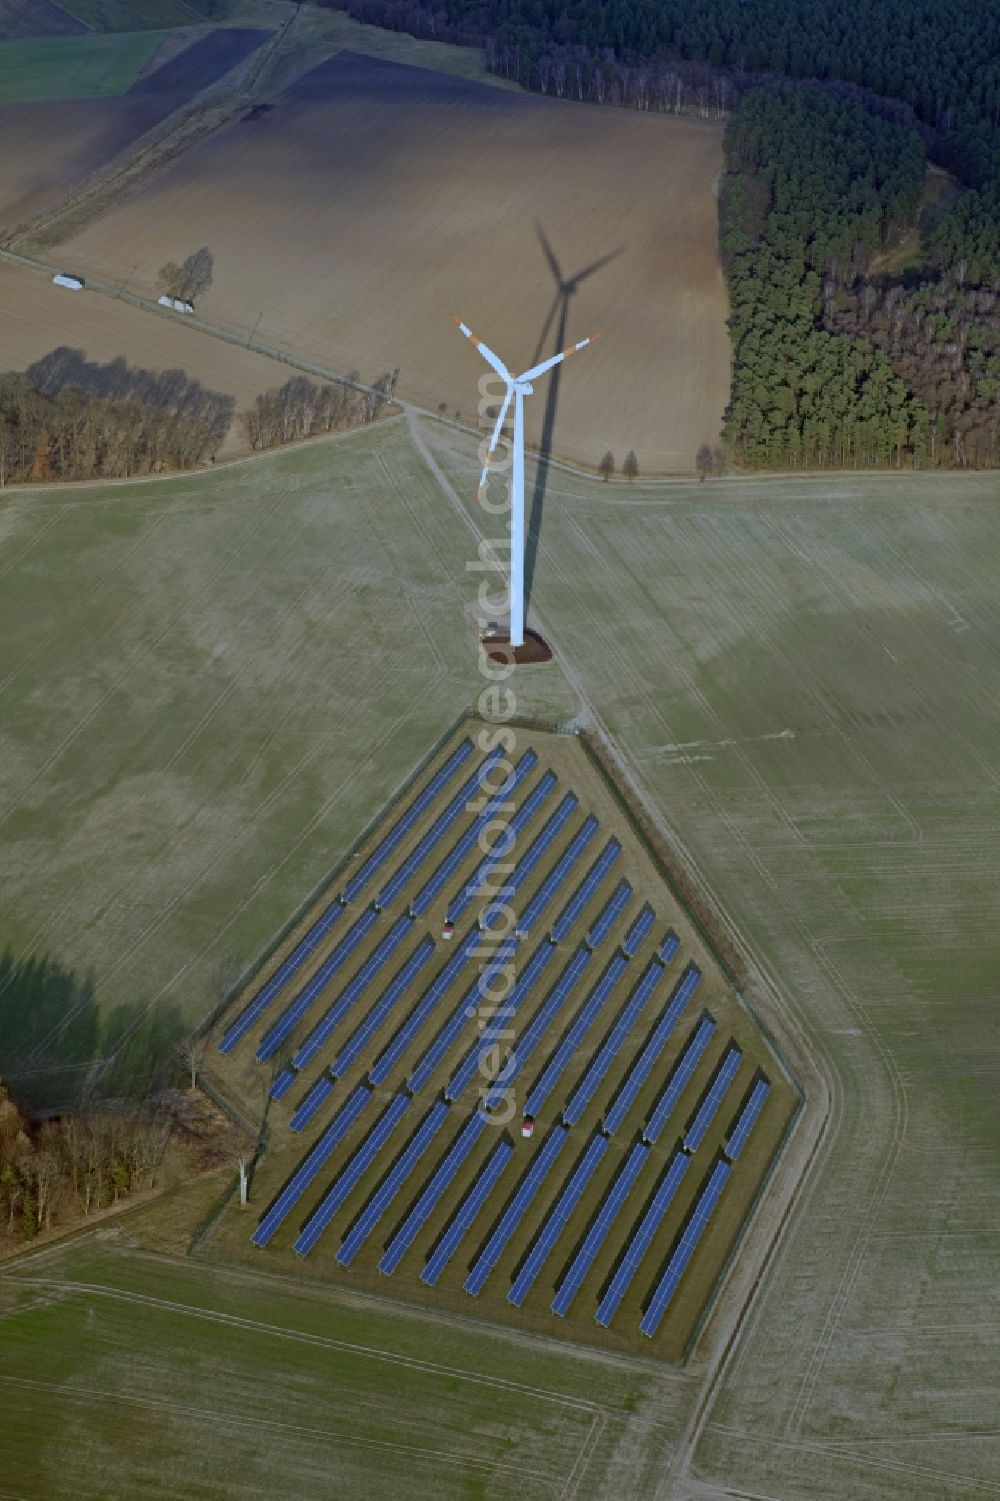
left=481, top=627, right=553, bottom=667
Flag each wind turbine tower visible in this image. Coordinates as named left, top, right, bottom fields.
left=454, top=316, right=597, bottom=650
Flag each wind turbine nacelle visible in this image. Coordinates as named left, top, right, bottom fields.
left=514, top=381, right=534, bottom=396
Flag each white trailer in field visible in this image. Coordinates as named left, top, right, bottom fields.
left=52, top=273, right=84, bottom=290
left=158, top=294, right=194, bottom=313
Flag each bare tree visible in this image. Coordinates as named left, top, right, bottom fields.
left=177, top=1031, right=207, bottom=1090
left=695, top=442, right=714, bottom=478
left=599, top=449, right=615, bottom=481
left=623, top=449, right=639, bottom=483
left=157, top=247, right=214, bottom=304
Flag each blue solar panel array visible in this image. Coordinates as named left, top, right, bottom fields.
left=289, top=1073, right=334, bottom=1132
left=409, top=750, right=539, bottom=917
left=464, top=1126, right=569, bottom=1296
left=551, top=840, right=621, bottom=942
left=562, top=959, right=668, bottom=1128
left=445, top=772, right=559, bottom=923
left=443, top=941, right=556, bottom=1101
left=683, top=1045, right=743, bottom=1153
left=517, top=816, right=598, bottom=935
left=407, top=937, right=519, bottom=1094
left=329, top=938, right=435, bottom=1079
left=603, top=966, right=702, bottom=1135
left=251, top=1083, right=371, bottom=1248
left=622, top=903, right=655, bottom=957
left=218, top=738, right=473, bottom=1054
left=269, top=1066, right=297, bottom=1102
left=640, top=1159, right=733, bottom=1337
left=257, top=904, right=381, bottom=1064
left=595, top=1150, right=692, bottom=1328
left=643, top=1014, right=717, bottom=1144
left=379, top=1113, right=487, bottom=1275
left=335, top=1099, right=452, bottom=1267
left=480, top=793, right=581, bottom=928
left=725, top=1077, right=771, bottom=1161
left=293, top=1092, right=413, bottom=1257
left=658, top=929, right=680, bottom=965
left=551, top=1141, right=650, bottom=1317
left=342, top=738, right=475, bottom=903
left=373, top=746, right=504, bottom=910
left=291, top=913, right=414, bottom=1071
left=368, top=929, right=479, bottom=1087
left=585, top=879, right=632, bottom=948
left=508, top=1134, right=610, bottom=1307
left=523, top=953, right=628, bottom=1118
left=421, top=1137, right=516, bottom=1286
left=482, top=945, right=593, bottom=1112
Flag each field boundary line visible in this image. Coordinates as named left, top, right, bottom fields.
left=8, top=1274, right=607, bottom=1416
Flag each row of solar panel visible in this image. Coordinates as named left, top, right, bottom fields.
left=224, top=744, right=663, bottom=1114
left=256, top=1022, right=768, bottom=1334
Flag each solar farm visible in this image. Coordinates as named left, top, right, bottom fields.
left=213, top=720, right=797, bottom=1360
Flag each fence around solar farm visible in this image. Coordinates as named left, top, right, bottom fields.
left=225, top=732, right=776, bottom=1347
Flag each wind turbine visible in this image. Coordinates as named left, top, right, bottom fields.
left=453, top=315, right=598, bottom=649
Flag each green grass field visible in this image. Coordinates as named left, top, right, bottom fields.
left=0, top=29, right=167, bottom=99
left=58, top=0, right=209, bottom=30
left=2, top=417, right=999, bottom=1496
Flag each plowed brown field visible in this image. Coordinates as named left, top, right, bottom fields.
left=58, top=52, right=731, bottom=472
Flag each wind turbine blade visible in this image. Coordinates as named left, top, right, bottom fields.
left=452, top=315, right=512, bottom=382
left=478, top=384, right=514, bottom=494
left=519, top=332, right=600, bottom=385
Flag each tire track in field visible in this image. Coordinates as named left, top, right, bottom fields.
left=0, top=1374, right=564, bottom=1490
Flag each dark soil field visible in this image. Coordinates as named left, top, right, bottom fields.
left=128, top=26, right=272, bottom=96
left=0, top=0, right=85, bottom=37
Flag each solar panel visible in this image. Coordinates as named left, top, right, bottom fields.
left=594, top=1149, right=691, bottom=1327
left=445, top=772, right=559, bottom=924
left=409, top=750, right=540, bottom=917
left=335, top=1099, right=452, bottom=1267
left=291, top=913, right=415, bottom=1071
left=603, top=965, right=702, bottom=1134
left=250, top=1083, right=371, bottom=1248
left=292, top=1092, right=413, bottom=1257
left=479, top=794, right=581, bottom=928
left=482, top=945, right=593, bottom=1111
left=517, top=815, right=599, bottom=935
left=725, top=1077, right=771, bottom=1161
left=551, top=1141, right=650, bottom=1317
left=367, top=927, right=481, bottom=1087
left=219, top=901, right=346, bottom=1056
left=508, top=1134, right=610, bottom=1307
left=643, top=1015, right=717, bottom=1144
left=551, top=840, right=622, bottom=942
left=255, top=905, right=381, bottom=1062
left=682, top=1045, right=743, bottom=1153
left=585, top=879, right=632, bottom=948
left=289, top=1072, right=334, bottom=1132
left=329, top=938, right=436, bottom=1078
left=640, top=1159, right=733, bottom=1337
left=342, top=738, right=476, bottom=902
left=373, top=746, right=505, bottom=909
left=443, top=940, right=557, bottom=1101
left=406, top=937, right=518, bottom=1094
left=622, top=903, right=656, bottom=957
left=522, top=953, right=628, bottom=1118
left=268, top=1066, right=297, bottom=1102
left=562, top=959, right=668, bottom=1128
left=658, top=929, right=680, bottom=965
left=378, top=1113, right=487, bottom=1275
left=421, top=1136, right=516, bottom=1286
left=464, top=1126, right=569, bottom=1296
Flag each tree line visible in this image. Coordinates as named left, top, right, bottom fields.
left=719, top=85, right=930, bottom=469
left=0, top=1077, right=170, bottom=1244
left=240, top=369, right=399, bottom=451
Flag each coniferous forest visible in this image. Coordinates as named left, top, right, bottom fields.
left=324, top=0, right=1000, bottom=469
